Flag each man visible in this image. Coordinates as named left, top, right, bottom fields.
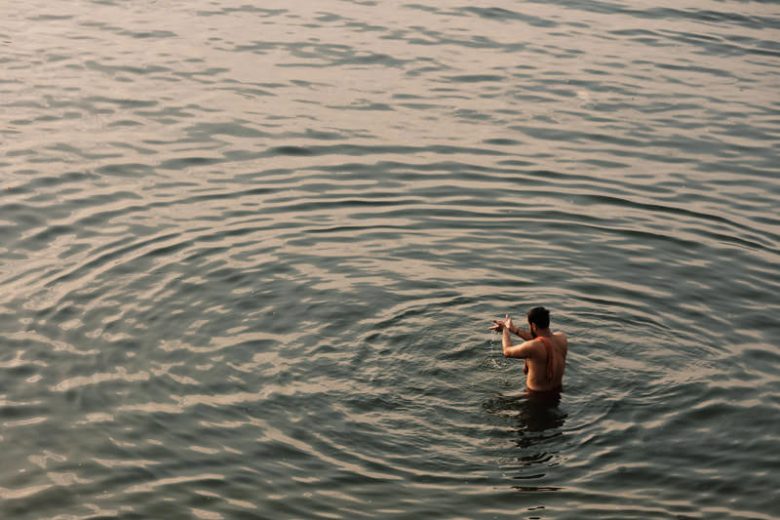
left=490, top=307, right=568, bottom=392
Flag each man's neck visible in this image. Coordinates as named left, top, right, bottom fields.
left=536, top=328, right=552, bottom=337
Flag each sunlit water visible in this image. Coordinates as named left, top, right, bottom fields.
left=2, top=1, right=779, bottom=518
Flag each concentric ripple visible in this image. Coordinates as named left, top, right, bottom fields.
left=1, top=0, right=779, bottom=518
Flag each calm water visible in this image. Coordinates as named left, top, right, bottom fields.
left=2, top=1, right=779, bottom=518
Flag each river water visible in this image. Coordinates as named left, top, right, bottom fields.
left=1, top=1, right=779, bottom=518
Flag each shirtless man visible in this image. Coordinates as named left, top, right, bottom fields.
left=490, top=307, right=568, bottom=392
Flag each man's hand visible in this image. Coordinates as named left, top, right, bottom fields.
left=503, top=314, right=513, bottom=334
left=490, top=314, right=513, bottom=334
left=489, top=319, right=504, bottom=333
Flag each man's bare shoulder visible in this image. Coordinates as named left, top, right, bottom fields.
left=553, top=331, right=568, bottom=346
left=521, top=337, right=547, bottom=357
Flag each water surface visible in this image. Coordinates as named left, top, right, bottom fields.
left=1, top=1, right=779, bottom=518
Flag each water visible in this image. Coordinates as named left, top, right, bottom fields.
left=2, top=0, right=779, bottom=518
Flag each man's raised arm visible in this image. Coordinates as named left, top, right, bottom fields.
left=500, top=315, right=536, bottom=359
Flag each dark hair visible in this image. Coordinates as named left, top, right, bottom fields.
left=527, top=306, right=550, bottom=329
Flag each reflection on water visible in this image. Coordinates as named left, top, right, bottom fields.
left=484, top=390, right=567, bottom=492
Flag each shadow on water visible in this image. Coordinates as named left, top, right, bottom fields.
left=483, top=390, right=567, bottom=492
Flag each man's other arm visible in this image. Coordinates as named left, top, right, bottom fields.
left=510, top=324, right=533, bottom=341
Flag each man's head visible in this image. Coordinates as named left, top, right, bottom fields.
left=527, top=306, right=550, bottom=336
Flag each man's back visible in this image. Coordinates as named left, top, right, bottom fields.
left=524, top=332, right=567, bottom=392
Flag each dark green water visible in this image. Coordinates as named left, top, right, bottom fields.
left=1, top=1, right=779, bottom=518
